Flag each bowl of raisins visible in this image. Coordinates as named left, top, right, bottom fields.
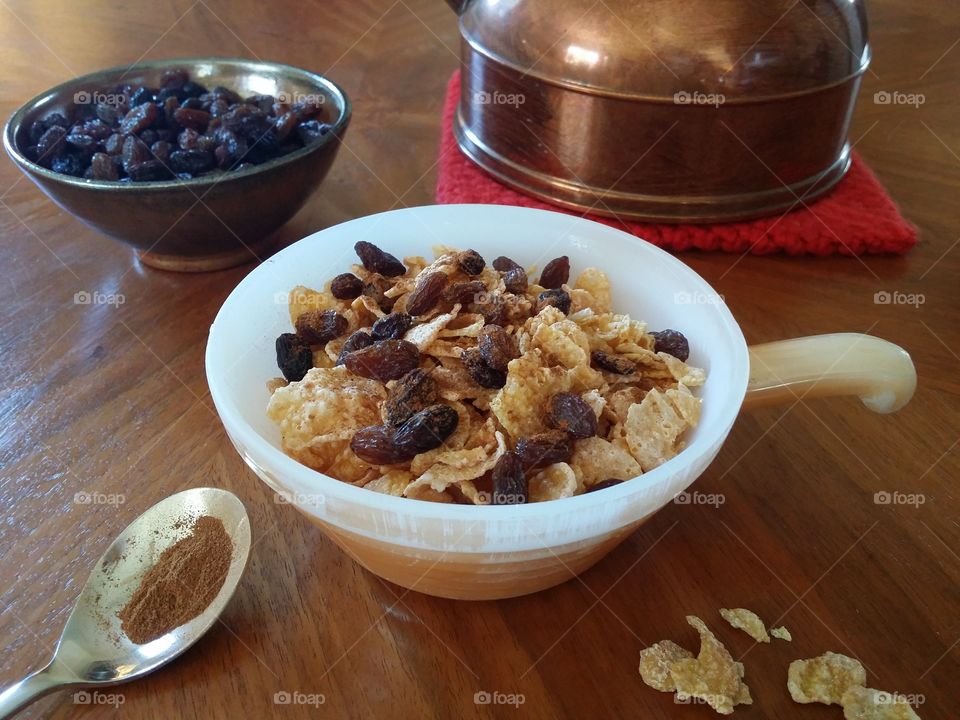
left=3, top=57, right=350, bottom=271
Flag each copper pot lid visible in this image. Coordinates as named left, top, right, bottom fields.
left=455, top=0, right=870, bottom=101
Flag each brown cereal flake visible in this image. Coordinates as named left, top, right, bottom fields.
left=770, top=626, right=792, bottom=642
left=787, top=652, right=867, bottom=706
left=528, top=463, right=578, bottom=502
left=840, top=687, right=922, bottom=720
left=623, top=385, right=700, bottom=471
left=668, top=616, right=752, bottom=715
left=719, top=608, right=771, bottom=643
left=569, top=435, right=641, bottom=489
left=639, top=640, right=694, bottom=693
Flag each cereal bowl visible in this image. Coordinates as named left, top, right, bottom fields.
left=205, top=204, right=915, bottom=600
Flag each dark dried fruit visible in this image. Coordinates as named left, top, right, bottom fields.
left=461, top=347, right=507, bottom=389
left=535, top=288, right=571, bottom=315
left=457, top=249, right=485, bottom=276
left=362, top=274, right=396, bottom=312
left=546, top=392, right=597, bottom=439
left=477, top=324, right=517, bottom=372
left=51, top=154, right=85, bottom=176
left=406, top=271, right=447, bottom=316
left=173, top=107, right=211, bottom=130
left=296, top=119, right=330, bottom=144
left=335, top=330, right=373, bottom=365
left=492, top=256, right=521, bottom=273
left=371, top=312, right=412, bottom=341
left=490, top=452, right=527, bottom=505
left=169, top=148, right=214, bottom=174
left=515, top=431, right=574, bottom=469
left=394, top=404, right=459, bottom=455
left=295, top=309, right=348, bottom=345
left=343, top=339, right=420, bottom=382
left=503, top=267, right=528, bottom=295
left=591, top=350, right=636, bottom=375
left=384, top=368, right=438, bottom=426
left=120, top=102, right=158, bottom=135
left=355, top=240, right=406, bottom=277
left=126, top=160, right=171, bottom=181
left=330, top=272, right=363, bottom=300
left=90, top=152, right=118, bottom=180
left=586, top=479, right=625, bottom=493
left=150, top=140, right=172, bottom=165
left=122, top=135, right=150, bottom=172
left=276, top=333, right=313, bottom=381
left=539, top=256, right=570, bottom=289
left=35, top=125, right=67, bottom=162
left=478, top=293, right=508, bottom=326
left=350, top=425, right=413, bottom=465
left=443, top=280, right=486, bottom=305
left=651, top=329, right=690, bottom=362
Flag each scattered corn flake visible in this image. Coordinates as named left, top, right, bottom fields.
left=787, top=652, right=867, bottom=706
left=407, top=402, right=476, bottom=473
left=770, top=626, right=792, bottom=642
left=404, top=431, right=506, bottom=496
left=266, top=377, right=288, bottom=395
left=405, top=311, right=457, bottom=351
left=364, top=470, right=414, bottom=496
left=421, top=338, right=471, bottom=358
left=357, top=294, right=386, bottom=319
left=719, top=608, right=771, bottom=643
left=574, top=267, right=612, bottom=313
left=668, top=616, right=752, bottom=715
left=491, top=348, right=573, bottom=438
left=528, top=463, right=578, bottom=502
left=432, top=363, right=483, bottom=401
left=438, top=311, right=485, bottom=338
left=623, top=386, right=700, bottom=471
left=404, top=486, right=454, bottom=503
left=569, top=435, right=642, bottom=488
left=580, top=388, right=606, bottom=421
left=660, top=352, right=707, bottom=387
left=604, top=386, right=646, bottom=423
left=840, top=687, right=922, bottom=720
left=639, top=640, right=693, bottom=692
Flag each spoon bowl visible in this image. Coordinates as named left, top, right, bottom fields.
left=0, top=487, right=250, bottom=718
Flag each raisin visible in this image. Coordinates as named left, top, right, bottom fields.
left=161, top=68, right=189, bottom=89
left=104, top=133, right=124, bottom=155
left=169, top=149, right=214, bottom=174
left=295, top=309, right=348, bottom=344
left=297, top=119, right=330, bottom=144
left=126, top=160, right=171, bottom=181
left=461, top=347, right=506, bottom=389
left=121, top=135, right=150, bottom=172
left=477, top=324, right=516, bottom=372
left=336, top=330, right=373, bottom=365
left=443, top=280, right=486, bottom=305
left=393, top=404, right=459, bottom=455
left=503, top=267, right=528, bottom=295
left=591, top=350, right=636, bottom=375
left=343, top=339, right=420, bottom=382
left=546, top=392, right=597, bottom=439
left=65, top=132, right=96, bottom=153
left=362, top=274, right=396, bottom=312
left=90, top=152, right=118, bottom=180
left=406, top=271, right=447, bottom=316
left=350, top=425, right=413, bottom=465
left=96, top=103, right=120, bottom=125
left=150, top=141, right=172, bottom=165
left=535, top=289, right=571, bottom=315
left=120, top=102, right=158, bottom=135
left=651, top=329, right=690, bottom=362
left=35, top=125, right=67, bottom=163
left=490, top=452, right=527, bottom=505
left=457, top=249, right=485, bottom=276
left=355, top=240, right=406, bottom=277
left=515, top=431, right=573, bottom=469
left=178, top=127, right=199, bottom=149
left=274, top=111, right=298, bottom=142
left=371, top=312, right=412, bottom=341
left=586, top=479, right=625, bottom=493
left=51, top=154, right=85, bottom=176
left=276, top=332, right=312, bottom=381
left=539, top=256, right=570, bottom=289
left=330, top=272, right=363, bottom=300
left=384, top=368, right=438, bottom=426
left=173, top=107, right=211, bottom=130
left=478, top=293, right=508, bottom=326
left=492, top=256, right=521, bottom=272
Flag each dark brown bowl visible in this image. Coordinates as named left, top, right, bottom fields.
left=3, top=57, right=351, bottom=271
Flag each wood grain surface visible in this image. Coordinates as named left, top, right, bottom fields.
left=0, top=1, right=957, bottom=718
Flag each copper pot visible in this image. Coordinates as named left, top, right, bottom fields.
left=448, top=0, right=870, bottom=223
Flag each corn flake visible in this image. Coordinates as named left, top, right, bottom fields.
left=840, top=687, right=922, bottom=720
left=787, top=652, right=867, bottom=705
left=669, top=616, right=752, bottom=715
left=639, top=640, right=693, bottom=692
left=719, top=608, right=771, bottom=643
left=364, top=470, right=414, bottom=496
left=624, top=385, right=701, bottom=471
left=528, top=463, right=578, bottom=502
left=770, top=626, right=792, bottom=642
left=569, top=435, right=641, bottom=488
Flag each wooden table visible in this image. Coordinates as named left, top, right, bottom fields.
left=1, top=1, right=957, bottom=717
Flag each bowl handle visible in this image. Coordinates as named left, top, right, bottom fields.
left=743, top=333, right=916, bottom=413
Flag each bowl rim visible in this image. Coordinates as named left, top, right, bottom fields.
left=206, top=204, right=750, bottom=521
left=2, top=55, right=352, bottom=192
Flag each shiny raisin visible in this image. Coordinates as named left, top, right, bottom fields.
left=457, top=249, right=485, bottom=276
left=591, top=350, right=636, bottom=375
left=343, top=339, right=420, bottom=382
left=546, top=393, right=597, bottom=439
left=336, top=330, right=373, bottom=365
left=503, top=267, right=528, bottom=294
left=535, top=288, right=571, bottom=314
left=330, top=273, right=363, bottom=299
left=651, top=329, right=690, bottom=361
left=295, top=309, right=348, bottom=344
left=539, top=256, right=570, bottom=289
left=350, top=425, right=413, bottom=465
left=461, top=347, right=506, bottom=389
left=443, top=280, right=486, bottom=305
left=120, top=102, right=158, bottom=135
left=90, top=152, right=118, bottom=180
left=515, top=431, right=573, bottom=469
left=477, top=324, right=516, bottom=372
left=35, top=125, right=67, bottom=163
left=384, top=368, right=438, bottom=426
left=406, top=271, right=447, bottom=316
left=276, top=333, right=313, bottom=381
left=586, top=479, right=625, bottom=493
left=393, top=404, right=459, bottom=455
left=126, top=160, right=171, bottom=181
left=478, top=293, right=508, bottom=325
left=371, top=312, right=412, bottom=341
left=492, top=256, right=521, bottom=272
left=354, top=240, right=406, bottom=277
left=490, top=452, right=527, bottom=505
left=169, top=148, right=214, bottom=174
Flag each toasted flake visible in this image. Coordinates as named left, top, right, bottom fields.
left=660, top=352, right=706, bottom=387
left=574, top=267, right=612, bottom=313
left=569, top=435, right=641, bottom=488
left=266, top=377, right=288, bottom=394
left=720, top=608, right=770, bottom=643
left=404, top=431, right=506, bottom=496
left=404, top=311, right=457, bottom=351
left=623, top=386, right=701, bottom=471
left=840, top=687, right=922, bottom=720
left=286, top=285, right=342, bottom=325
left=787, top=652, right=867, bottom=706
left=668, top=616, right=752, bottom=715
left=491, top=349, right=573, bottom=439
left=639, top=640, right=693, bottom=692
left=364, top=470, right=414, bottom=496
left=770, top=626, right=792, bottom=642
left=528, top=463, right=578, bottom=502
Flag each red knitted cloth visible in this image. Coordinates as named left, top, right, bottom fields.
left=436, top=71, right=917, bottom=255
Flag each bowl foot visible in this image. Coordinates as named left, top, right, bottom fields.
left=137, top=235, right=277, bottom=272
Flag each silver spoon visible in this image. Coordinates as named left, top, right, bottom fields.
left=0, top=487, right=251, bottom=718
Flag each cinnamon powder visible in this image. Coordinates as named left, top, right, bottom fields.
left=118, top=515, right=232, bottom=644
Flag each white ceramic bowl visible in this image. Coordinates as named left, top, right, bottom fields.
left=205, top=204, right=914, bottom=600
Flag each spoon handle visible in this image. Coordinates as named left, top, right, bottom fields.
left=0, top=666, right=69, bottom=719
